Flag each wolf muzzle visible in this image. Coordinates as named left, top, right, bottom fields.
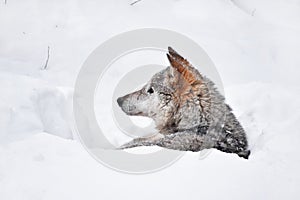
left=117, top=96, right=124, bottom=107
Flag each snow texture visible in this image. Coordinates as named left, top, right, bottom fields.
left=0, top=0, right=300, bottom=199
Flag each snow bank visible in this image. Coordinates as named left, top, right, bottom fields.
left=0, top=72, right=73, bottom=142
left=226, top=82, right=300, bottom=161
left=1, top=0, right=300, bottom=199
left=1, top=80, right=300, bottom=199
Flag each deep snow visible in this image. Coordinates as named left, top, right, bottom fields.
left=1, top=0, right=300, bottom=199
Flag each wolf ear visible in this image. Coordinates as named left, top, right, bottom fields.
left=167, top=47, right=202, bottom=85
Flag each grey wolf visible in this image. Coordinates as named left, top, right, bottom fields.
left=117, top=47, right=250, bottom=159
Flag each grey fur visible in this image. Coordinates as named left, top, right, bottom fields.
left=117, top=47, right=250, bottom=159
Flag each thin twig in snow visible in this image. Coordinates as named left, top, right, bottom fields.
left=42, top=46, right=50, bottom=70
left=130, top=0, right=142, bottom=6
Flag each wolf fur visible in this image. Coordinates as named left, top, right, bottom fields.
left=117, top=47, right=250, bottom=159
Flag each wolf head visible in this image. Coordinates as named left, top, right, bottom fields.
left=117, top=47, right=211, bottom=133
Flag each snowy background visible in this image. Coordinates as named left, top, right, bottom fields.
left=1, top=0, right=300, bottom=199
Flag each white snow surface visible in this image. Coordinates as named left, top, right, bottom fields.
left=1, top=0, right=300, bottom=199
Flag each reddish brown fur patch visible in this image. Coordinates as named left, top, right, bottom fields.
left=167, top=54, right=196, bottom=84
left=167, top=47, right=212, bottom=121
left=167, top=54, right=197, bottom=85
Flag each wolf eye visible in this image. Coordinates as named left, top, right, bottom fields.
left=147, top=87, right=154, bottom=94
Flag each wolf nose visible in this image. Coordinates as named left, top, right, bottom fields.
left=117, top=97, right=124, bottom=106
